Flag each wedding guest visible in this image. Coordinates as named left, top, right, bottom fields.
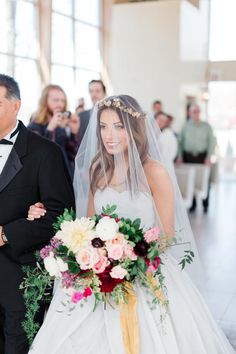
left=0, top=74, right=74, bottom=354
left=78, top=80, right=106, bottom=144
left=152, top=100, right=163, bottom=116
left=177, top=103, right=215, bottom=212
left=155, top=111, right=178, bottom=162
left=28, top=85, right=80, bottom=178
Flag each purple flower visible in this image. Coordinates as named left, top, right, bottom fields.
left=61, top=271, right=77, bottom=288
left=40, top=245, right=54, bottom=259
left=50, top=237, right=63, bottom=249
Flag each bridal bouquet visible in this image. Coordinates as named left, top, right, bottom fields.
left=38, top=205, right=168, bottom=306
left=21, top=205, right=194, bottom=345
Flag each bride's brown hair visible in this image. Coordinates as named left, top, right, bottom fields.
left=89, top=95, right=149, bottom=194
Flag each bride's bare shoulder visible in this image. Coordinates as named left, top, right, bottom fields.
left=143, top=159, right=171, bottom=189
left=144, top=158, right=168, bottom=177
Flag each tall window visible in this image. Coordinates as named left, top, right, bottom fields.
left=0, top=0, right=40, bottom=124
left=209, top=0, right=236, bottom=61
left=51, top=0, right=102, bottom=110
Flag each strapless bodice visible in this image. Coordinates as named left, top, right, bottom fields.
left=94, top=187, right=156, bottom=229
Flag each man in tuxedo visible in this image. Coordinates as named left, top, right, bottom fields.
left=0, top=74, right=75, bottom=354
left=78, top=79, right=106, bottom=144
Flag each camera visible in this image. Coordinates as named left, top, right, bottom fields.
left=62, top=111, right=71, bottom=119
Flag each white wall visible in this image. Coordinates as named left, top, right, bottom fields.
left=109, top=0, right=209, bottom=131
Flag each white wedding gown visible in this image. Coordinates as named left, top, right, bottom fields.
left=29, top=188, right=235, bottom=354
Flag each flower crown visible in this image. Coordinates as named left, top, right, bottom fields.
left=98, top=98, right=146, bottom=119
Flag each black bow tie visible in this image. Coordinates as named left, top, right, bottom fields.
left=0, top=124, right=20, bottom=145
left=0, top=139, right=13, bottom=145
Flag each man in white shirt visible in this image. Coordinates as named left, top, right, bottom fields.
left=154, top=111, right=178, bottom=162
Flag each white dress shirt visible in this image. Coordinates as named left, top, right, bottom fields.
left=159, top=127, right=178, bottom=162
left=0, top=121, right=19, bottom=174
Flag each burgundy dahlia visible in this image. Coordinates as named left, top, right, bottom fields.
left=98, top=265, right=124, bottom=293
left=134, top=241, right=149, bottom=257
left=91, top=237, right=105, bottom=248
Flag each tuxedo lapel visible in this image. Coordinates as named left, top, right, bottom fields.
left=0, top=148, right=23, bottom=193
left=0, top=121, right=28, bottom=193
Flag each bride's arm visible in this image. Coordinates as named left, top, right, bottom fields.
left=87, top=190, right=95, bottom=217
left=145, top=160, right=175, bottom=238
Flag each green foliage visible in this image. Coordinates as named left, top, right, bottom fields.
left=101, top=204, right=118, bottom=219
left=20, top=262, right=53, bottom=346
left=147, top=244, right=160, bottom=261
left=179, top=250, right=195, bottom=270
left=52, top=208, right=75, bottom=231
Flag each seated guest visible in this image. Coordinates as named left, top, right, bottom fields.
left=155, top=111, right=178, bottom=162
left=28, top=84, right=80, bottom=178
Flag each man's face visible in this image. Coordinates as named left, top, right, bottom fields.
left=89, top=82, right=105, bottom=106
left=189, top=106, right=200, bottom=122
left=0, top=86, right=20, bottom=136
left=156, top=113, right=168, bottom=130
left=153, top=103, right=162, bottom=114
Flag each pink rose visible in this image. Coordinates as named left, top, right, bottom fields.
left=144, top=227, right=160, bottom=243
left=71, top=291, right=84, bottom=303
left=107, top=244, right=123, bottom=260
left=76, top=247, right=99, bottom=270
left=110, top=265, right=127, bottom=279
left=93, top=256, right=110, bottom=274
left=83, top=287, right=92, bottom=298
left=124, top=243, right=137, bottom=261
left=112, top=233, right=126, bottom=245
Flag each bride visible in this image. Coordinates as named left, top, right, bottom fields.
left=28, top=95, right=235, bottom=353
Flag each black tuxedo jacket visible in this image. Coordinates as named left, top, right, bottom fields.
left=78, top=109, right=92, bottom=144
left=0, top=121, right=75, bottom=310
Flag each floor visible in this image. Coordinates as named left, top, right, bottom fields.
left=189, top=179, right=236, bottom=349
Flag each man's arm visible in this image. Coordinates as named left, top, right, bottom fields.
left=2, top=145, right=75, bottom=256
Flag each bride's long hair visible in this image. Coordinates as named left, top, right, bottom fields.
left=89, top=95, right=149, bottom=194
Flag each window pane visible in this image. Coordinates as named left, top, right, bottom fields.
left=14, top=58, right=40, bottom=125
left=15, top=1, right=39, bottom=58
left=75, top=0, right=100, bottom=26
left=0, top=1, right=38, bottom=58
left=75, top=22, right=101, bottom=71
left=75, top=69, right=100, bottom=108
left=51, top=13, right=74, bottom=66
left=0, top=54, right=13, bottom=75
left=52, top=0, right=72, bottom=16
left=51, top=65, right=75, bottom=110
left=0, top=0, right=15, bottom=54
left=209, top=0, right=236, bottom=61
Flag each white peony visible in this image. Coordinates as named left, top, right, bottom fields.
left=55, top=217, right=95, bottom=254
left=96, top=216, right=119, bottom=241
left=56, top=257, right=69, bottom=273
left=44, top=252, right=68, bottom=277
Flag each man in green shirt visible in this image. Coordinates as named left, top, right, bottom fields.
left=177, top=103, right=215, bottom=212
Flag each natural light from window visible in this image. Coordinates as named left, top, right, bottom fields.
left=209, top=0, right=236, bottom=61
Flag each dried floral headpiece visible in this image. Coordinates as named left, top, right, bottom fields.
left=98, top=98, right=146, bottom=119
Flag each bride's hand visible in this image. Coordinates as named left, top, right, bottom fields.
left=27, top=202, right=46, bottom=221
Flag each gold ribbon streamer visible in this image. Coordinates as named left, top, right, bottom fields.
left=119, top=282, right=140, bottom=354
left=119, top=276, right=166, bottom=354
